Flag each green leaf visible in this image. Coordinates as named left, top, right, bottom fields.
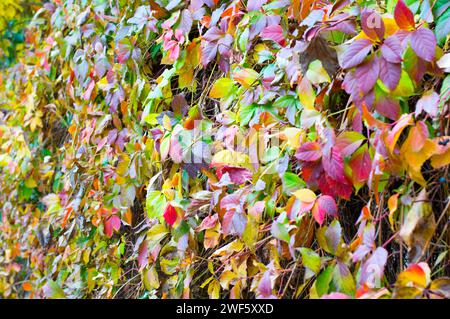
left=282, top=172, right=306, bottom=195
left=146, top=190, right=167, bottom=221
left=435, top=7, right=450, bottom=45
left=299, top=247, right=321, bottom=274
left=332, top=262, right=356, bottom=296
left=313, top=264, right=335, bottom=298
left=209, top=78, right=235, bottom=99
left=42, top=280, right=66, bottom=299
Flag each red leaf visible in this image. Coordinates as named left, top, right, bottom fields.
left=410, top=28, right=436, bottom=62
left=163, top=204, right=178, bottom=226
left=379, top=57, right=401, bottom=91
left=394, top=0, right=415, bottom=30
left=319, top=174, right=353, bottom=199
left=361, top=9, right=385, bottom=41
left=261, top=25, right=286, bottom=46
left=381, top=35, right=403, bottom=63
left=312, top=195, right=338, bottom=225
left=322, top=147, right=346, bottom=183
left=295, top=142, right=322, bottom=162
left=104, top=215, right=121, bottom=238
left=349, top=146, right=371, bottom=186
left=341, top=39, right=373, bottom=69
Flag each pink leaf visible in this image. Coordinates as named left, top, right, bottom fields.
left=83, top=79, right=95, bottom=101
left=375, top=95, right=400, bottom=120
left=261, top=25, right=285, bottom=46
left=216, top=166, right=252, bottom=185
left=321, top=292, right=351, bottom=299
left=258, top=271, right=272, bottom=297
left=137, top=240, right=148, bottom=269
left=197, top=214, right=219, bottom=231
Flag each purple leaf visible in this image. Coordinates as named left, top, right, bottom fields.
left=410, top=28, right=436, bottom=62
left=381, top=35, right=403, bottom=63
left=354, top=55, right=380, bottom=94
left=341, top=39, right=373, bottom=69
left=179, top=9, right=193, bottom=34
left=379, top=57, right=401, bottom=91
left=203, top=27, right=224, bottom=42
left=258, top=271, right=272, bottom=297
left=201, top=42, right=218, bottom=67
left=375, top=95, right=400, bottom=120
left=247, top=0, right=267, bottom=11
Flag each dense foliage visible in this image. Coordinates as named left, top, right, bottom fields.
left=0, top=0, right=449, bottom=299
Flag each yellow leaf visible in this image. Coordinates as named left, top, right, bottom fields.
left=25, top=177, right=37, bottom=188
left=211, top=149, right=253, bottom=170
left=396, top=263, right=430, bottom=288
left=430, top=136, right=450, bottom=169
left=293, top=188, right=317, bottom=203
left=401, top=137, right=436, bottom=186
left=162, top=114, right=172, bottom=131
left=388, top=193, right=399, bottom=230
left=298, top=76, right=316, bottom=110
left=208, top=280, right=221, bottom=299
left=281, top=128, right=303, bottom=149
left=209, top=78, right=235, bottom=98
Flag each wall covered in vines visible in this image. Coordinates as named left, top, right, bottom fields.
left=0, top=0, right=449, bottom=299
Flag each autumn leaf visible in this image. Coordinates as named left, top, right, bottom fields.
left=394, top=0, right=415, bottom=30
left=410, top=28, right=436, bottom=62
left=399, top=189, right=436, bottom=262
left=260, top=24, right=285, bottom=46
left=340, top=39, right=373, bottom=69
left=233, top=67, right=260, bottom=89
left=209, top=78, right=235, bottom=98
